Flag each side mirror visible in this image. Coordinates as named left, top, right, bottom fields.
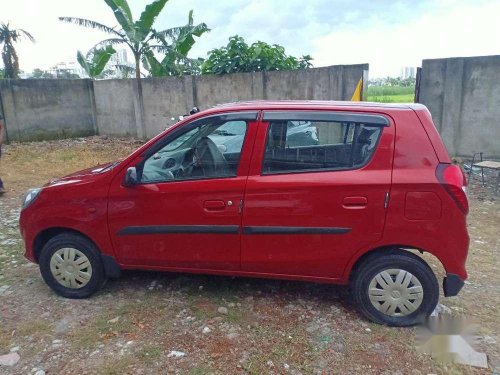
left=123, top=167, right=138, bottom=187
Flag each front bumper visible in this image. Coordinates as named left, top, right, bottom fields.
left=443, top=273, right=465, bottom=297
left=19, top=211, right=37, bottom=263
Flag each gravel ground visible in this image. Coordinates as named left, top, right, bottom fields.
left=0, top=137, right=498, bottom=374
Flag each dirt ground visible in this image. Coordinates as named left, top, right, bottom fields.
left=0, top=137, right=498, bottom=375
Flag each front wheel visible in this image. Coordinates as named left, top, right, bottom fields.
left=351, top=251, right=439, bottom=326
left=39, top=233, right=106, bottom=298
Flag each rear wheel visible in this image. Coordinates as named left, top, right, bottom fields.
left=39, top=233, right=106, bottom=298
left=351, top=251, right=439, bottom=326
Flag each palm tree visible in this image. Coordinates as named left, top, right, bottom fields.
left=0, top=23, right=35, bottom=79
left=59, top=0, right=208, bottom=137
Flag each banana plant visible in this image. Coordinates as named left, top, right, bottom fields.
left=77, top=45, right=116, bottom=79
left=59, top=0, right=208, bottom=137
left=144, top=10, right=209, bottom=76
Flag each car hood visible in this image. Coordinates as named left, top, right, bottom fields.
left=45, top=160, right=119, bottom=187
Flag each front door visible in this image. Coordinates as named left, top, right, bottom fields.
left=241, top=110, right=394, bottom=278
left=108, top=112, right=258, bottom=270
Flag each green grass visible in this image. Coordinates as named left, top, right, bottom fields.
left=367, top=85, right=415, bottom=103
left=187, top=365, right=215, bottom=375
left=367, top=93, right=414, bottom=103
left=134, top=344, right=164, bottom=363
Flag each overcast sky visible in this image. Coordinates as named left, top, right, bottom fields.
left=2, top=0, right=499, bottom=77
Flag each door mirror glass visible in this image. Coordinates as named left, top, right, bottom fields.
left=123, top=167, right=138, bottom=187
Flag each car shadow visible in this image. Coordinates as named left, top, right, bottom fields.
left=100, top=269, right=354, bottom=312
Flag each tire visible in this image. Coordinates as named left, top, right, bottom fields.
left=351, top=251, right=439, bottom=326
left=39, top=233, right=106, bottom=298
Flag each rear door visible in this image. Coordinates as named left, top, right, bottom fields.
left=241, top=110, right=394, bottom=278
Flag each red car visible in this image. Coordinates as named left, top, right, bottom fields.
left=19, top=101, right=469, bottom=326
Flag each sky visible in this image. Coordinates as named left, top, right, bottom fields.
left=1, top=0, right=499, bottom=77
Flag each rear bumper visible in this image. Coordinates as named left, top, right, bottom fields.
left=443, top=273, right=464, bottom=297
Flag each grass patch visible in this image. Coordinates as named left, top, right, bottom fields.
left=187, top=365, right=215, bottom=375
left=0, top=326, right=12, bottom=350
left=367, top=85, right=415, bottom=103
left=69, top=295, right=178, bottom=350
left=96, top=356, right=135, bottom=375
left=367, top=93, right=414, bottom=103
left=69, top=302, right=139, bottom=349
left=16, top=320, right=51, bottom=337
left=134, top=344, right=163, bottom=364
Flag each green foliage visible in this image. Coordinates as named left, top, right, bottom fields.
left=201, top=36, right=313, bottom=75
left=56, top=71, right=81, bottom=79
left=144, top=10, right=209, bottom=76
left=0, top=22, right=35, bottom=78
left=369, top=76, right=416, bottom=87
left=31, top=68, right=54, bottom=79
left=77, top=45, right=116, bottom=78
left=60, top=0, right=208, bottom=79
left=367, top=84, right=415, bottom=103
left=135, top=0, right=170, bottom=39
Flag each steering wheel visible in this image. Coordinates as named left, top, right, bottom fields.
left=193, top=137, right=229, bottom=177
left=175, top=148, right=196, bottom=178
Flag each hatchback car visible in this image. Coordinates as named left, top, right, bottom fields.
left=19, top=101, right=469, bottom=326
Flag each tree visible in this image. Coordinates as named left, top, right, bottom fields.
left=31, top=69, right=55, bottom=79
left=59, top=0, right=208, bottom=80
left=143, top=10, right=209, bottom=76
left=59, top=0, right=208, bottom=137
left=56, top=71, right=81, bottom=79
left=201, top=36, right=313, bottom=75
left=0, top=23, right=35, bottom=78
left=31, top=68, right=44, bottom=78
left=77, top=45, right=116, bottom=78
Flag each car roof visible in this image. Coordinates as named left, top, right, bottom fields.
left=212, top=100, right=425, bottom=111
left=200, top=100, right=427, bottom=115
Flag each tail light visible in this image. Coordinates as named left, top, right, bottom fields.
left=436, top=163, right=469, bottom=214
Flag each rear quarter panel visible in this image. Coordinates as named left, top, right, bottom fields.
left=346, top=108, right=468, bottom=280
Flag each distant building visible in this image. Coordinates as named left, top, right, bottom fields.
left=400, top=66, right=416, bottom=79
left=111, top=48, right=129, bottom=65
left=108, top=48, right=134, bottom=77
left=49, top=61, right=85, bottom=78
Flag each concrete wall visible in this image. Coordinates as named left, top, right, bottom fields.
left=0, top=79, right=96, bottom=141
left=419, top=55, right=500, bottom=158
left=0, top=64, right=368, bottom=142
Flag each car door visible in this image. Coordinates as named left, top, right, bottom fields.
left=241, top=110, right=394, bottom=278
left=107, top=111, right=258, bottom=271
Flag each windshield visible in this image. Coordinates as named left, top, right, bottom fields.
left=163, top=127, right=201, bottom=152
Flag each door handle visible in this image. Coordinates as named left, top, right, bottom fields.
left=204, top=200, right=226, bottom=211
left=343, top=196, right=368, bottom=209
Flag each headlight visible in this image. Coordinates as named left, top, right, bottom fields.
left=22, top=188, right=42, bottom=209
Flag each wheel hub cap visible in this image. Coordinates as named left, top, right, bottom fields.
left=368, top=269, right=424, bottom=317
left=50, top=248, right=92, bottom=289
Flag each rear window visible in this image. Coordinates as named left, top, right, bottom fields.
left=263, top=119, right=382, bottom=174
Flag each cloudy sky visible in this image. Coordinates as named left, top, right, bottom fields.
left=2, top=0, right=500, bottom=77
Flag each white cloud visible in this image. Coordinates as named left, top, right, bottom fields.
left=2, top=0, right=118, bottom=70
left=312, top=0, right=500, bottom=77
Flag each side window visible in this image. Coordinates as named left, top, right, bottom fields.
left=263, top=119, right=382, bottom=174
left=140, top=120, right=248, bottom=183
